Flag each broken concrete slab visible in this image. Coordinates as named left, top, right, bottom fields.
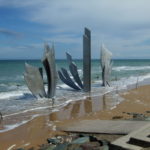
left=57, top=120, right=149, bottom=135
left=111, top=123, right=150, bottom=150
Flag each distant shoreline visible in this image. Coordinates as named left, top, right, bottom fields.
left=0, top=58, right=150, bottom=61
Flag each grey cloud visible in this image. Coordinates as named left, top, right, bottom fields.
left=1, top=0, right=150, bottom=58
left=0, top=29, right=22, bottom=38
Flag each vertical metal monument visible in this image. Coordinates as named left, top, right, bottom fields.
left=58, top=52, right=83, bottom=90
left=66, top=52, right=83, bottom=89
left=24, top=63, right=47, bottom=98
left=42, top=44, right=57, bottom=98
left=83, top=28, right=91, bottom=92
left=24, top=44, right=57, bottom=99
left=100, top=44, right=112, bottom=86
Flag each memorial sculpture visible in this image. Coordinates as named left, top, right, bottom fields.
left=66, top=53, right=83, bottom=89
left=58, top=28, right=91, bottom=91
left=42, top=44, right=57, bottom=98
left=24, top=63, right=47, bottom=98
left=58, top=52, right=83, bottom=90
left=24, top=44, right=57, bottom=98
left=100, top=44, right=112, bottom=86
left=24, top=28, right=112, bottom=98
left=83, top=28, right=91, bottom=92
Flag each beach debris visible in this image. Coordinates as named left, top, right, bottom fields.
left=24, top=44, right=57, bottom=99
left=136, top=76, right=139, bottom=89
left=58, top=52, right=83, bottom=91
left=122, top=112, right=150, bottom=121
left=7, top=144, right=16, bottom=150
left=0, top=112, right=3, bottom=123
left=44, top=134, right=105, bottom=150
left=100, top=44, right=112, bottom=86
left=24, top=63, right=47, bottom=98
left=72, top=137, right=89, bottom=144
left=47, top=138, right=61, bottom=145
left=112, top=116, right=123, bottom=120
left=146, top=111, right=150, bottom=113
left=83, top=28, right=91, bottom=92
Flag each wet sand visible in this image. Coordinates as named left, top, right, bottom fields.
left=0, top=85, right=150, bottom=150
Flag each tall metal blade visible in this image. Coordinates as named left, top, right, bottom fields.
left=61, top=68, right=80, bottom=90
left=24, top=63, right=47, bottom=98
left=100, top=44, right=112, bottom=86
left=83, top=28, right=91, bottom=92
left=69, top=62, right=83, bottom=89
left=66, top=52, right=73, bottom=65
left=42, top=44, right=57, bottom=98
left=58, top=70, right=80, bottom=90
left=66, top=52, right=83, bottom=89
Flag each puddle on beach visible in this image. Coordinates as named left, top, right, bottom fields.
left=49, top=93, right=123, bottom=122
left=0, top=91, right=124, bottom=132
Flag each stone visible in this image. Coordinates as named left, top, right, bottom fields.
left=47, top=138, right=61, bottom=145
left=72, top=137, right=89, bottom=144
left=83, top=28, right=91, bottom=92
left=24, top=63, right=47, bottom=98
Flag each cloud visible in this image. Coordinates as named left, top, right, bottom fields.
left=0, top=43, right=44, bottom=59
left=1, top=0, right=150, bottom=58
left=0, top=28, right=22, bottom=38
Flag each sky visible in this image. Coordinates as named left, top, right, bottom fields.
left=0, top=0, right=150, bottom=59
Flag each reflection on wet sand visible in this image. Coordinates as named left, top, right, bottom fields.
left=50, top=93, right=120, bottom=122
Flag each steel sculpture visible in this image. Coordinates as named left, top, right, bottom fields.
left=100, top=44, right=112, bottom=86
left=42, top=44, right=57, bottom=98
left=24, top=63, right=47, bottom=98
left=83, top=28, right=91, bottom=92
left=24, top=44, right=57, bottom=98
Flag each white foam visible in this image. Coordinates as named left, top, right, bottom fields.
left=0, top=91, right=25, bottom=100
left=3, top=106, right=53, bottom=118
left=0, top=114, right=40, bottom=133
left=111, top=73, right=150, bottom=89
left=113, top=66, right=150, bottom=71
left=7, top=144, right=16, bottom=150
left=57, top=84, right=72, bottom=89
left=0, top=120, right=28, bottom=133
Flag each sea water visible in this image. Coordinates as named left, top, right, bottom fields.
left=0, top=59, right=150, bottom=132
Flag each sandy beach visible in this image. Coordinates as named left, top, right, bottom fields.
left=0, top=85, right=150, bottom=150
